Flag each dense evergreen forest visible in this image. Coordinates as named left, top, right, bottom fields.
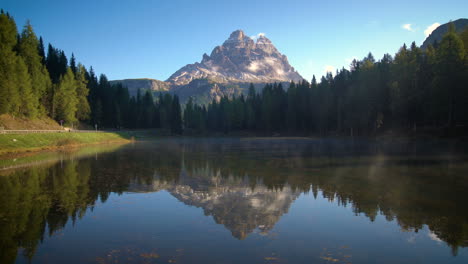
left=184, top=24, right=468, bottom=136
left=0, top=11, right=182, bottom=132
left=1, top=10, right=467, bottom=136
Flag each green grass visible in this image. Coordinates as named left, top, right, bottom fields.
left=0, top=143, right=126, bottom=172
left=0, top=132, right=131, bottom=156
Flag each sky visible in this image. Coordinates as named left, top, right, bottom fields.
left=2, top=0, right=467, bottom=81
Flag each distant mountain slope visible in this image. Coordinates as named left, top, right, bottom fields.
left=170, top=79, right=290, bottom=105
left=111, top=30, right=304, bottom=103
left=421, top=18, right=468, bottom=49
left=167, top=30, right=303, bottom=85
left=109, top=78, right=170, bottom=96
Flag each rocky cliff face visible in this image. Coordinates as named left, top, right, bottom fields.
left=167, top=30, right=303, bottom=86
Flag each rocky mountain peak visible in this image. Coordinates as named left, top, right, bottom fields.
left=167, top=30, right=303, bottom=86
left=255, top=34, right=276, bottom=54
left=201, top=53, right=210, bottom=63
left=227, top=29, right=246, bottom=41
left=222, top=29, right=255, bottom=51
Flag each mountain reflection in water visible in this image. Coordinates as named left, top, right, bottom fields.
left=1, top=138, right=467, bottom=264
left=129, top=169, right=300, bottom=240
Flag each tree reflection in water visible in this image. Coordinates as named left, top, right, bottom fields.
left=0, top=138, right=467, bottom=263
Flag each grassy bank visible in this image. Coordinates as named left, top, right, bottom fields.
left=0, top=143, right=127, bottom=174
left=0, top=132, right=132, bottom=156
left=0, top=114, right=63, bottom=130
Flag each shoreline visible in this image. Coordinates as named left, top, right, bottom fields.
left=0, top=132, right=132, bottom=159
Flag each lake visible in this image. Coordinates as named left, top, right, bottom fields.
left=1, top=138, right=468, bottom=264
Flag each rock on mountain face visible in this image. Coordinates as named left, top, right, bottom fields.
left=109, top=78, right=170, bottom=96
left=421, top=18, right=468, bottom=49
left=167, top=30, right=304, bottom=85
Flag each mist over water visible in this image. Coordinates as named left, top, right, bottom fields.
left=1, top=138, right=468, bottom=264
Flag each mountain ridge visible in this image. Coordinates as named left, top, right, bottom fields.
left=111, top=30, right=304, bottom=103
left=109, top=78, right=170, bottom=96
left=167, top=30, right=304, bottom=85
left=421, top=18, right=468, bottom=49
left=111, top=20, right=468, bottom=101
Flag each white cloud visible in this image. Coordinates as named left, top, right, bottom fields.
left=402, top=23, right=413, bottom=31
left=324, top=65, right=335, bottom=74
left=424, top=23, right=441, bottom=37
left=251, top=32, right=266, bottom=40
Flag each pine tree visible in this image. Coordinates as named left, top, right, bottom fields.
left=18, top=20, right=52, bottom=117
left=286, top=82, right=297, bottom=132
left=15, top=56, right=36, bottom=117
left=115, top=83, right=130, bottom=128
left=459, top=28, right=468, bottom=54
left=184, top=97, right=195, bottom=130
left=246, top=83, right=257, bottom=130
left=391, top=43, right=414, bottom=128
left=58, top=51, right=68, bottom=77
left=70, top=53, right=77, bottom=74
left=74, top=64, right=91, bottom=121
left=54, top=68, right=78, bottom=125
left=159, top=93, right=173, bottom=129
left=38, top=36, right=45, bottom=65
left=171, top=95, right=182, bottom=134
left=142, top=91, right=154, bottom=128
left=0, top=12, right=20, bottom=114
left=86, top=66, right=100, bottom=125
left=46, top=44, right=60, bottom=83
left=434, top=23, right=465, bottom=127
left=309, top=75, right=319, bottom=132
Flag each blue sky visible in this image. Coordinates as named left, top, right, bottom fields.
left=2, top=0, right=467, bottom=81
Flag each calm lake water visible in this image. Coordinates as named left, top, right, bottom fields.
left=1, top=138, right=468, bottom=264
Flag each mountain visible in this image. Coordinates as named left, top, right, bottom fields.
left=110, top=30, right=304, bottom=103
left=169, top=79, right=244, bottom=104
left=109, top=78, right=170, bottom=96
left=421, top=18, right=468, bottom=49
left=167, top=30, right=303, bottom=85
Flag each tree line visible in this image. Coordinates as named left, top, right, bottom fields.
left=0, top=11, right=90, bottom=125
left=86, top=74, right=182, bottom=132
left=1, top=10, right=467, bottom=135
left=0, top=10, right=183, bottom=132
left=184, top=24, right=468, bottom=136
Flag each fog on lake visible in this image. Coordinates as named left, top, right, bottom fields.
left=1, top=138, right=467, bottom=264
